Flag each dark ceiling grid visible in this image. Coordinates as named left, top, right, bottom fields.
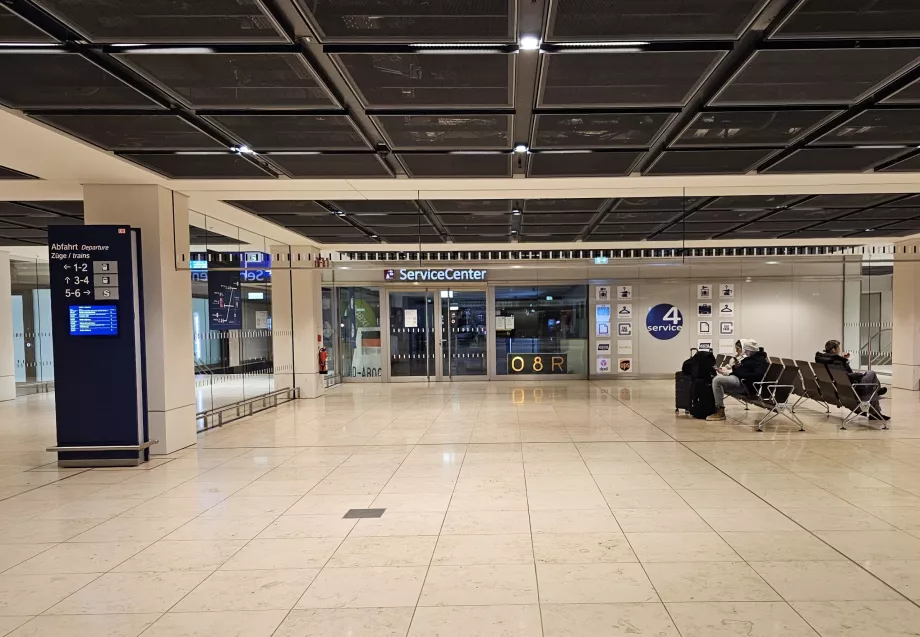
left=0, top=199, right=85, bottom=246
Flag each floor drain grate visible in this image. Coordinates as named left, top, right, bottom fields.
left=343, top=508, right=386, bottom=519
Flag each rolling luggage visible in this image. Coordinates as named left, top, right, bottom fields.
left=675, top=371, right=693, bottom=413
left=678, top=350, right=717, bottom=419
left=690, top=379, right=716, bottom=420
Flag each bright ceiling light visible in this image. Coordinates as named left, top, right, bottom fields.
left=519, top=36, right=541, bottom=51
left=232, top=145, right=254, bottom=155
left=514, top=144, right=529, bottom=154
left=512, top=209, right=521, bottom=216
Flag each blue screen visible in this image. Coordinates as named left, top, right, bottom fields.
left=69, top=305, right=118, bottom=336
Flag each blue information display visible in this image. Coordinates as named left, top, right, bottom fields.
left=646, top=303, right=684, bottom=340
left=68, top=305, right=118, bottom=336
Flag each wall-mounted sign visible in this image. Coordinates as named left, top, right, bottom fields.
left=698, top=320, right=712, bottom=335
left=616, top=304, right=633, bottom=319
left=596, top=304, right=611, bottom=323
left=720, top=284, right=735, bottom=299
left=594, top=256, right=609, bottom=265
left=617, top=340, right=633, bottom=355
left=597, top=357, right=611, bottom=373
left=698, top=303, right=713, bottom=317
left=617, top=286, right=633, bottom=300
left=507, top=353, right=568, bottom=375
left=618, top=358, right=633, bottom=372
left=385, top=268, right=487, bottom=282
left=719, top=302, right=735, bottom=318
left=596, top=340, right=611, bottom=355
left=618, top=322, right=632, bottom=336
left=698, top=340, right=713, bottom=351
left=597, top=322, right=610, bottom=336
left=720, top=321, right=734, bottom=335
left=404, top=309, right=418, bottom=328
left=646, top=304, right=683, bottom=340
left=255, top=311, right=269, bottom=330
left=698, top=284, right=713, bottom=300
left=596, top=285, right=611, bottom=300
left=719, top=339, right=737, bottom=355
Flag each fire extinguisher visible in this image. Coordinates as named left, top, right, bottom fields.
left=318, top=347, right=328, bottom=375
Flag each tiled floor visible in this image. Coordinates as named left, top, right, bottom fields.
left=1, top=380, right=920, bottom=636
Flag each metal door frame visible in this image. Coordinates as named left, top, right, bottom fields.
left=385, top=288, right=438, bottom=382
left=438, top=287, right=489, bottom=382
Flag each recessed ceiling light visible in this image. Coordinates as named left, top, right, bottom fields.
left=514, top=144, right=529, bottom=154
left=232, top=145, right=254, bottom=155
left=519, top=36, right=541, bottom=51
left=370, top=235, right=378, bottom=239
left=766, top=260, right=780, bottom=265
left=512, top=209, right=521, bottom=216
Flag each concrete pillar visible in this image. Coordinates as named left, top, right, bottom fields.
left=271, top=253, right=324, bottom=399
left=83, top=185, right=196, bottom=453
left=892, top=241, right=920, bottom=391
left=0, top=251, right=14, bottom=401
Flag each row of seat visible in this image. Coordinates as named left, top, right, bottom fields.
left=713, top=354, right=888, bottom=432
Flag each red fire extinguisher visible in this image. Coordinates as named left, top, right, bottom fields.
left=318, top=347, right=328, bottom=375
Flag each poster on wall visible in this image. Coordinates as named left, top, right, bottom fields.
left=719, top=339, right=736, bottom=355
left=597, top=322, right=610, bottom=336
left=596, top=340, right=611, bottom=355
left=698, top=320, right=712, bottom=335
left=698, top=284, right=713, bottom=300
left=698, top=303, right=713, bottom=318
left=617, top=340, right=633, bottom=355
left=597, top=357, right=612, bottom=373
left=618, top=322, right=632, bottom=336
left=616, top=304, right=633, bottom=319
left=596, top=286, right=611, bottom=301
left=617, top=358, right=633, bottom=372
left=698, top=340, right=713, bottom=351
left=617, top=285, right=633, bottom=300
left=720, top=321, right=734, bottom=336
left=719, top=302, right=735, bottom=318
left=596, top=304, right=612, bottom=323
left=255, top=311, right=269, bottom=330
left=720, top=284, right=735, bottom=299
left=404, top=309, right=418, bottom=328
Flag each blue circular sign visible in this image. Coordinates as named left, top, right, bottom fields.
left=646, top=304, right=683, bottom=340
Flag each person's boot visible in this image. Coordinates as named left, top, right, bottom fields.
left=706, top=408, right=726, bottom=422
left=878, top=387, right=888, bottom=396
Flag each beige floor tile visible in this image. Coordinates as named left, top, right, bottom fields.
left=274, top=608, right=414, bottom=637
left=0, top=519, right=105, bottom=544
left=0, top=545, right=56, bottom=573
left=448, top=492, right=529, bottom=511
left=666, top=601, right=819, bottom=637
left=536, top=563, right=659, bottom=604
left=408, top=605, right=541, bottom=637
left=174, top=569, right=319, bottom=612
left=613, top=508, right=711, bottom=532
left=66, top=516, right=191, bottom=543
left=349, top=512, right=445, bottom=537
left=603, top=490, right=690, bottom=510
left=0, top=573, right=98, bottom=616
left=816, top=530, right=920, bottom=562
left=203, top=495, right=299, bottom=517
left=432, top=534, right=533, bottom=565
left=627, top=532, right=740, bottom=562
left=372, top=493, right=452, bottom=512
left=0, top=617, right=33, bottom=637
left=297, top=566, right=427, bottom=609
left=541, top=603, right=679, bottom=637
left=5, top=542, right=148, bottom=575
left=5, top=613, right=160, bottom=637
left=677, top=489, right=770, bottom=509
left=864, top=560, right=920, bottom=601
left=791, top=601, right=920, bottom=636
left=859, top=506, right=920, bottom=529
left=419, top=565, right=538, bottom=606
left=719, top=531, right=845, bottom=561
left=139, top=611, right=287, bottom=637
left=692, top=507, right=801, bottom=532
left=750, top=560, right=900, bottom=601
left=36, top=499, right=145, bottom=520
left=775, top=507, right=893, bottom=531
left=47, top=571, right=211, bottom=614
left=164, top=516, right=275, bottom=541
left=441, top=510, right=531, bottom=535
left=756, top=489, right=851, bottom=509
left=285, top=495, right=375, bottom=516
left=529, top=509, right=620, bottom=533
left=256, top=514, right=357, bottom=539
left=644, top=562, right=780, bottom=603
left=221, top=538, right=341, bottom=570
left=532, top=533, right=636, bottom=563
left=113, top=540, right=246, bottom=572
left=329, top=536, right=436, bottom=567
left=594, top=474, right=672, bottom=491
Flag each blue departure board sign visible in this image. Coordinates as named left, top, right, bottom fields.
left=68, top=305, right=119, bottom=336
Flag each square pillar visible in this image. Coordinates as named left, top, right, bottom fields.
left=83, top=185, right=196, bottom=453
left=0, top=251, right=14, bottom=401
left=893, top=241, right=920, bottom=390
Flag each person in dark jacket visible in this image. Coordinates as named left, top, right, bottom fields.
left=815, top=340, right=889, bottom=421
left=707, top=339, right=769, bottom=421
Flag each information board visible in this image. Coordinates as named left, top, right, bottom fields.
left=507, top=353, right=568, bottom=375
left=208, top=269, right=242, bottom=330
left=49, top=225, right=147, bottom=466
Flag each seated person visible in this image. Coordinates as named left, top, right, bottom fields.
left=815, top=340, right=889, bottom=421
left=707, top=339, right=769, bottom=422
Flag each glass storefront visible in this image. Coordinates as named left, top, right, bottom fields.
left=442, top=290, right=488, bottom=377
left=389, top=291, right=436, bottom=379
left=338, top=286, right=383, bottom=379
left=9, top=258, right=54, bottom=394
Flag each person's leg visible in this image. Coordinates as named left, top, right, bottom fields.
left=858, top=369, right=886, bottom=417
left=708, top=375, right=745, bottom=421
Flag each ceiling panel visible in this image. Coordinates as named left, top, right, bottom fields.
left=442, top=214, right=509, bottom=226
left=797, top=194, right=899, bottom=208
left=32, top=0, right=288, bottom=43
left=520, top=233, right=581, bottom=242
left=0, top=52, right=158, bottom=109
left=332, top=201, right=419, bottom=214
left=335, top=53, right=513, bottom=108
left=597, top=222, right=665, bottom=233
left=527, top=151, right=642, bottom=177
left=650, top=231, right=719, bottom=241
left=845, top=206, right=920, bottom=220
left=0, top=5, right=54, bottom=42
left=811, top=218, right=881, bottom=231
left=703, top=195, right=802, bottom=210
left=433, top=200, right=513, bottom=214
left=683, top=209, right=764, bottom=222
left=673, top=110, right=838, bottom=147
left=712, top=48, right=920, bottom=106
left=613, top=197, right=700, bottom=212
left=527, top=212, right=596, bottom=224
left=33, top=113, right=223, bottom=151
left=227, top=200, right=329, bottom=215
left=301, top=0, right=513, bottom=42
left=453, top=234, right=511, bottom=242
left=374, top=114, right=511, bottom=150
left=268, top=153, right=392, bottom=178
left=259, top=213, right=341, bottom=227
left=540, top=51, right=725, bottom=107
left=855, top=228, right=919, bottom=237
left=718, top=229, right=784, bottom=239
left=521, top=224, right=585, bottom=235
left=884, top=219, right=920, bottom=231
left=0, top=227, right=47, bottom=239
left=0, top=165, right=39, bottom=180
left=589, top=233, right=649, bottom=242
left=547, top=0, right=768, bottom=41
left=27, top=201, right=83, bottom=216
left=745, top=220, right=815, bottom=232
left=814, top=109, right=920, bottom=145
left=119, top=153, right=276, bottom=178
left=770, top=0, right=920, bottom=39
left=118, top=52, right=336, bottom=109
left=766, top=208, right=847, bottom=222
left=606, top=211, right=682, bottom=224
left=882, top=77, right=920, bottom=104
left=645, top=149, right=773, bottom=175
left=879, top=152, right=920, bottom=172
left=526, top=199, right=606, bottom=213
left=532, top=113, right=674, bottom=149
left=763, top=147, right=899, bottom=173
left=209, top=115, right=369, bottom=151
left=399, top=153, right=512, bottom=177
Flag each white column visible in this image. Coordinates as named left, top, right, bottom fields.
left=0, top=251, right=14, bottom=401
left=271, top=252, right=324, bottom=399
left=83, top=185, right=197, bottom=453
left=893, top=241, right=920, bottom=391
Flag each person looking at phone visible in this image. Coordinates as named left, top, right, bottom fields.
left=707, top=339, right=768, bottom=422
left=815, top=340, right=889, bottom=421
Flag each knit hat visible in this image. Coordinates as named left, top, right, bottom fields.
left=739, top=339, right=760, bottom=354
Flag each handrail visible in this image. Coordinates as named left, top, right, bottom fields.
left=860, top=327, right=893, bottom=370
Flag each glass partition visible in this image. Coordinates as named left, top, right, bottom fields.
left=9, top=258, right=53, bottom=394
left=337, top=286, right=383, bottom=380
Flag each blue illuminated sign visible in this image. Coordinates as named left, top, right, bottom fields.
left=68, top=305, right=118, bottom=336
left=646, top=303, right=683, bottom=340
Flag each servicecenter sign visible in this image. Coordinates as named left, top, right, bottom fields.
left=385, top=268, right=487, bottom=282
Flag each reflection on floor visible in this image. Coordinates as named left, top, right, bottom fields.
left=1, top=380, right=920, bottom=636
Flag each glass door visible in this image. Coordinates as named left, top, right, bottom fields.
left=439, top=289, right=488, bottom=380
left=388, top=291, right=436, bottom=380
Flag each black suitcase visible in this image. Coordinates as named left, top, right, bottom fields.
left=675, top=372, right=693, bottom=413
left=690, top=379, right=716, bottom=420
